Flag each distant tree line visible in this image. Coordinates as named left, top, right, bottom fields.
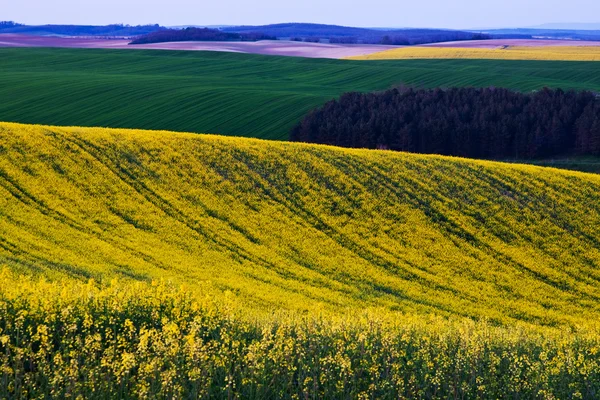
left=328, top=37, right=358, bottom=44
left=289, top=31, right=491, bottom=45
left=0, top=23, right=161, bottom=37
left=0, top=21, right=23, bottom=28
left=330, top=32, right=490, bottom=46
left=484, top=28, right=600, bottom=41
left=222, top=23, right=495, bottom=45
left=291, top=37, right=322, bottom=43
left=130, top=28, right=276, bottom=45
left=291, top=87, right=600, bottom=159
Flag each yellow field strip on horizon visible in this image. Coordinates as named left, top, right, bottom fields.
left=348, top=46, right=600, bottom=61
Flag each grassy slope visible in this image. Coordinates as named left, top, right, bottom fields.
left=1, top=48, right=600, bottom=140
left=2, top=122, right=600, bottom=329
left=349, top=46, right=600, bottom=61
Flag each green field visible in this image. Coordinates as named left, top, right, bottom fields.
left=1, top=48, right=600, bottom=140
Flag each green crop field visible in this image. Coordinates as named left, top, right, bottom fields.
left=1, top=48, right=600, bottom=140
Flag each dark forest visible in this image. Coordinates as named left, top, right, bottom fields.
left=130, top=28, right=276, bottom=44
left=291, top=87, right=600, bottom=159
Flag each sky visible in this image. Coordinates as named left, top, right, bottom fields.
left=3, top=0, right=600, bottom=30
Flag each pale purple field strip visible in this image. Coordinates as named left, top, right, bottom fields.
left=2, top=35, right=599, bottom=59
left=0, top=35, right=398, bottom=59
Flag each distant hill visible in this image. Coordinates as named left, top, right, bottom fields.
left=222, top=23, right=490, bottom=45
left=130, top=27, right=276, bottom=45
left=530, top=23, right=600, bottom=31
left=0, top=21, right=537, bottom=44
left=0, top=21, right=163, bottom=37
left=480, top=28, right=600, bottom=41
left=167, top=25, right=237, bottom=29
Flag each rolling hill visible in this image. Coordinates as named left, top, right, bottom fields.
left=1, top=48, right=600, bottom=140
left=4, top=121, right=600, bottom=397
left=221, top=23, right=489, bottom=44
left=482, top=27, right=600, bottom=41
left=0, top=22, right=163, bottom=37
left=2, top=122, right=600, bottom=329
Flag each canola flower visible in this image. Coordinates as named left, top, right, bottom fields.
left=348, top=45, right=600, bottom=61
left=1, top=123, right=600, bottom=327
left=2, top=122, right=600, bottom=397
left=1, top=269, right=600, bottom=399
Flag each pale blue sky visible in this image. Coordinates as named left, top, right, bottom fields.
left=3, top=0, right=599, bottom=30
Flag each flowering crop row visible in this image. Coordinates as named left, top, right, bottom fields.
left=1, top=271, right=600, bottom=399
left=349, top=46, right=600, bottom=61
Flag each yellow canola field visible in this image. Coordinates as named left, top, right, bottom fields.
left=2, top=122, right=600, bottom=329
left=4, top=269, right=600, bottom=399
left=4, top=122, right=600, bottom=397
left=349, top=45, right=600, bottom=61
